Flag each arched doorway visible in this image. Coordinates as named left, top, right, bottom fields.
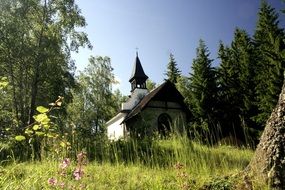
left=158, top=113, right=172, bottom=137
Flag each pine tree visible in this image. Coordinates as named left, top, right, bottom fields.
left=165, top=53, right=181, bottom=83
left=189, top=40, right=218, bottom=139
left=253, top=1, right=285, bottom=127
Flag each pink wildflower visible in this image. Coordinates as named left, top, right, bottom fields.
left=60, top=158, right=71, bottom=169
left=48, top=177, right=57, bottom=186
left=77, top=152, right=86, bottom=164
left=59, top=182, right=65, bottom=189
left=73, top=167, right=84, bottom=180
left=174, top=162, right=184, bottom=170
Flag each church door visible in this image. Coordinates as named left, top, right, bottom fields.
left=158, top=113, right=172, bottom=137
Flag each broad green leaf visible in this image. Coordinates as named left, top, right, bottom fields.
left=15, top=135, right=26, bottom=141
left=46, top=133, right=55, bottom=138
left=0, top=81, right=8, bottom=89
left=33, top=125, right=40, bottom=130
left=43, top=124, right=50, bottom=130
left=25, top=129, right=33, bottom=135
left=60, top=141, right=66, bottom=147
left=36, top=106, right=49, bottom=113
left=35, top=132, right=45, bottom=136
left=34, top=113, right=50, bottom=124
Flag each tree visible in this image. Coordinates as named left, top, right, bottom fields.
left=253, top=1, right=285, bottom=127
left=247, top=3, right=285, bottom=188
left=176, top=75, right=191, bottom=105
left=217, top=29, right=259, bottom=144
left=165, top=53, right=181, bottom=83
left=146, top=79, right=157, bottom=91
left=188, top=40, right=218, bottom=140
left=67, top=56, right=118, bottom=155
left=0, top=77, right=13, bottom=138
left=248, top=77, right=285, bottom=189
left=0, top=0, right=91, bottom=160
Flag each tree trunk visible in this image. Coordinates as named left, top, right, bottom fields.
left=248, top=80, right=285, bottom=189
left=28, top=0, right=48, bottom=161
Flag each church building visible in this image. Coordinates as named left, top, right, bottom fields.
left=106, top=54, right=191, bottom=140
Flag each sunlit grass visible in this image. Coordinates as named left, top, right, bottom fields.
left=0, top=136, right=255, bottom=190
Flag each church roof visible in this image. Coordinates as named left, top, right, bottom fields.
left=129, top=54, right=148, bottom=82
left=122, top=80, right=191, bottom=123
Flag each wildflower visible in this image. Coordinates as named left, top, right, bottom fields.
left=174, top=162, right=184, bottom=170
left=48, top=177, right=57, bottom=186
left=73, top=167, right=84, bottom=180
left=77, top=152, right=87, bottom=164
left=59, top=182, right=65, bottom=189
left=178, top=171, right=188, bottom=179
left=60, top=158, right=71, bottom=169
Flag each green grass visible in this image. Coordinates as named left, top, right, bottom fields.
left=0, top=137, right=255, bottom=190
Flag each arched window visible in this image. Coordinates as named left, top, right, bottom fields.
left=157, top=113, right=172, bottom=137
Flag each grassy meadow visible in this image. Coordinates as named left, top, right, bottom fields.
left=0, top=135, right=266, bottom=190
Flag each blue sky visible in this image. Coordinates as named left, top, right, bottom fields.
left=72, top=0, right=284, bottom=95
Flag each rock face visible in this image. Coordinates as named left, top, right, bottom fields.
left=249, top=82, right=285, bottom=189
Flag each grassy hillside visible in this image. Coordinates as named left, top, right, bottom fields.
left=0, top=136, right=261, bottom=190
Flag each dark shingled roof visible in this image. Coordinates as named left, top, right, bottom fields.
left=122, top=80, right=191, bottom=122
left=129, top=55, right=148, bottom=82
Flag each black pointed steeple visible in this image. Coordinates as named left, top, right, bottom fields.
left=129, top=53, right=148, bottom=92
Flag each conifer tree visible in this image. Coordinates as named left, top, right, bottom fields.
left=217, top=29, right=258, bottom=143
left=253, top=1, right=285, bottom=127
left=189, top=40, right=218, bottom=138
left=216, top=42, right=240, bottom=137
left=165, top=53, right=181, bottom=83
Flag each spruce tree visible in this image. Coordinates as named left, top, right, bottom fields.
left=253, top=1, right=285, bottom=127
left=217, top=29, right=258, bottom=144
left=189, top=40, right=218, bottom=139
left=217, top=41, right=240, bottom=138
left=165, top=53, right=181, bottom=83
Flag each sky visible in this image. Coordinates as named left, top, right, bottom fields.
left=72, top=0, right=285, bottom=95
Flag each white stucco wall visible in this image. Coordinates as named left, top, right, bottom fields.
left=106, top=113, right=127, bottom=140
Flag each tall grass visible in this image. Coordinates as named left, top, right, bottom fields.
left=0, top=138, right=254, bottom=189
left=0, top=124, right=257, bottom=189
left=104, top=134, right=252, bottom=175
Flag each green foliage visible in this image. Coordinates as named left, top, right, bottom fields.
left=202, top=176, right=233, bottom=190
left=165, top=53, right=181, bottom=83
left=0, top=77, right=8, bottom=89
left=216, top=29, right=259, bottom=144
left=176, top=75, right=191, bottom=105
left=188, top=39, right=218, bottom=139
left=36, top=106, right=49, bottom=114
left=15, top=136, right=26, bottom=142
left=66, top=56, right=119, bottom=156
left=146, top=79, right=157, bottom=91
left=0, top=0, right=91, bottom=139
left=253, top=1, right=285, bottom=126
left=9, top=97, right=66, bottom=161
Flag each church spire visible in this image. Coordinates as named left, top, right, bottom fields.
left=129, top=53, right=148, bottom=92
